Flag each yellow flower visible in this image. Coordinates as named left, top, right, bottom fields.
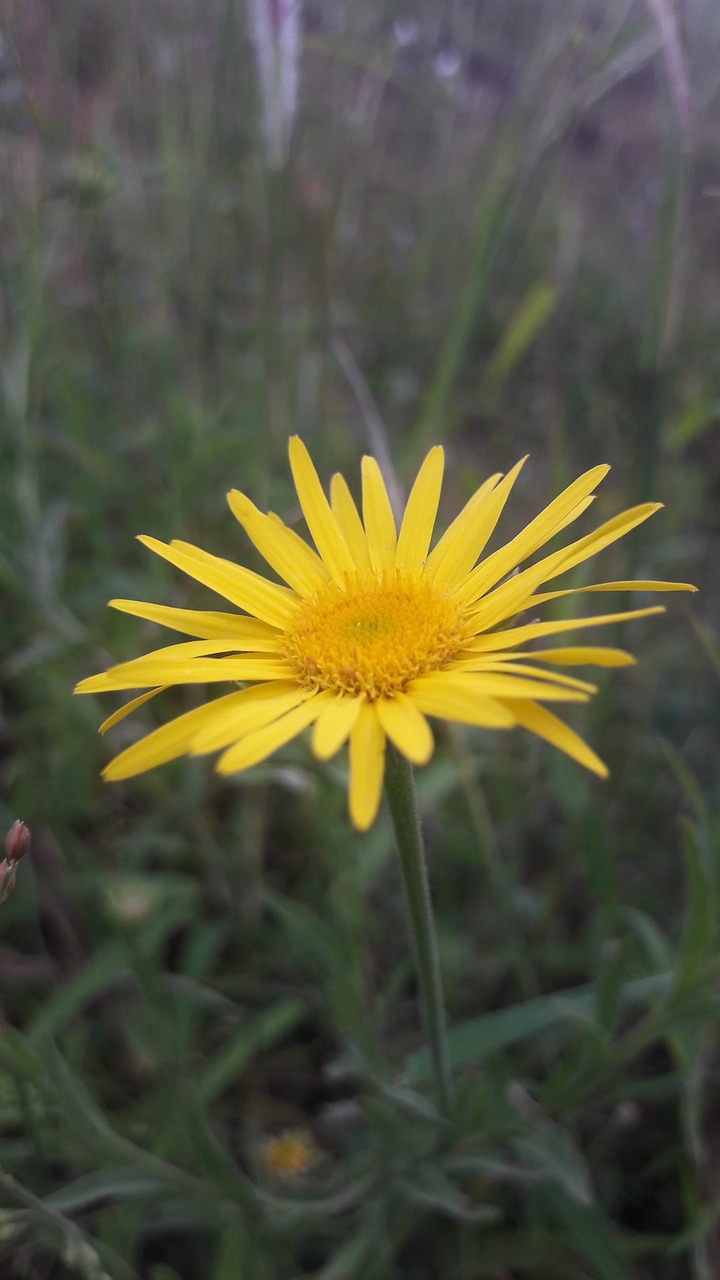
left=75, top=438, right=694, bottom=830
left=261, top=1128, right=316, bottom=1180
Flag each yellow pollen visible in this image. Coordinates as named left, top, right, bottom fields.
left=283, top=570, right=472, bottom=699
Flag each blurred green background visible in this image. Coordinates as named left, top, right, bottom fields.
left=1, top=1, right=719, bottom=1276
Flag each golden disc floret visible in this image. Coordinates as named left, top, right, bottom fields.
left=283, top=570, right=472, bottom=699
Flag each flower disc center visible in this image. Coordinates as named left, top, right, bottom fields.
left=283, top=571, right=471, bottom=699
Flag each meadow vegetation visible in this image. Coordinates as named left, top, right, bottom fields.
left=0, top=1, right=718, bottom=1276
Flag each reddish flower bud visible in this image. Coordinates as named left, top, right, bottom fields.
left=5, top=820, right=31, bottom=864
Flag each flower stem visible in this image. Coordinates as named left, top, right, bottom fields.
left=384, top=745, right=452, bottom=1115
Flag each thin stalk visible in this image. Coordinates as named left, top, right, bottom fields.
left=384, top=745, right=452, bottom=1114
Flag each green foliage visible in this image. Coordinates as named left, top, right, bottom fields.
left=0, top=0, right=717, bottom=1276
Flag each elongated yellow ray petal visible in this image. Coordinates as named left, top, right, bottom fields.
left=191, top=683, right=309, bottom=754
left=103, top=688, right=260, bottom=781
left=427, top=460, right=526, bottom=586
left=505, top=646, right=636, bottom=667
left=423, top=671, right=588, bottom=702
left=99, top=687, right=166, bottom=734
left=139, top=536, right=298, bottom=628
left=267, top=511, right=336, bottom=582
left=537, top=495, right=596, bottom=544
left=464, top=501, right=637, bottom=626
left=450, top=660, right=598, bottom=693
left=459, top=463, right=611, bottom=600
left=288, top=437, right=355, bottom=584
left=227, top=490, right=329, bottom=597
left=312, top=695, right=363, bottom=761
left=362, top=456, right=397, bottom=572
left=468, top=551, right=685, bottom=635
left=216, top=691, right=332, bottom=773
left=468, top=504, right=667, bottom=622
left=408, top=673, right=517, bottom=727
left=510, top=699, right=608, bottom=777
left=109, top=599, right=281, bottom=645
left=544, top=504, right=663, bottom=580
left=523, top=579, right=697, bottom=610
left=81, top=655, right=295, bottom=693
left=465, top=605, right=665, bottom=654
left=377, top=694, right=434, bottom=764
left=330, top=473, right=372, bottom=572
left=349, top=702, right=385, bottom=831
left=395, top=447, right=444, bottom=572
left=76, top=639, right=249, bottom=693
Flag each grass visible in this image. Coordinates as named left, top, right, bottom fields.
left=0, top=0, right=718, bottom=1276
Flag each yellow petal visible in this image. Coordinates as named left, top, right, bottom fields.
left=407, top=673, right=516, bottom=727
left=103, top=689, right=258, bottom=781
left=216, top=691, right=331, bottom=774
left=574, top=578, right=695, bottom=593
left=376, top=694, right=434, bottom=764
left=544, top=504, right=663, bottom=582
left=75, top=639, right=249, bottom=693
left=470, top=552, right=683, bottom=634
left=525, top=579, right=697, bottom=609
left=330, top=473, right=372, bottom=572
left=542, top=494, right=596, bottom=540
left=466, top=605, right=665, bottom=653
left=99, top=687, right=166, bottom=734
left=109, top=599, right=281, bottom=645
left=434, top=670, right=588, bottom=702
left=349, top=702, right=386, bottom=831
left=469, top=562, right=553, bottom=633
left=227, top=490, right=329, bottom=597
left=191, top=682, right=309, bottom=753
left=312, top=695, right=362, bottom=761
left=362, top=456, right=397, bottom=572
left=459, top=463, right=611, bottom=601
left=427, top=460, right=525, bottom=586
left=395, top=447, right=444, bottom=572
left=507, top=646, right=636, bottom=667
left=139, top=536, right=298, bottom=628
left=451, top=660, right=598, bottom=693
left=80, top=654, right=295, bottom=693
left=469, top=504, right=666, bottom=620
left=288, top=437, right=355, bottom=583
left=511, top=699, right=608, bottom=777
left=267, top=511, right=335, bottom=585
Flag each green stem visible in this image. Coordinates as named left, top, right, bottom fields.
left=384, top=745, right=452, bottom=1114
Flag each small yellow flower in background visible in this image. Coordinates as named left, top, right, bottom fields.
left=75, top=438, right=694, bottom=830
left=261, top=1128, right=316, bottom=1180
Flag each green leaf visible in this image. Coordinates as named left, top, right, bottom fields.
left=541, top=1186, right=628, bottom=1280
left=210, top=1223, right=255, bottom=1280
left=668, top=394, right=719, bottom=449
left=409, top=973, right=673, bottom=1079
left=399, top=1164, right=500, bottom=1223
left=595, top=940, right=631, bottom=1035
left=674, top=821, right=716, bottom=991
left=42, top=1164, right=171, bottom=1213
left=307, top=1229, right=381, bottom=1280
left=265, top=890, right=343, bottom=970
left=181, top=1093, right=256, bottom=1206
left=483, top=281, right=556, bottom=395
left=26, top=942, right=130, bottom=1044
left=195, top=998, right=305, bottom=1106
left=0, top=1027, right=45, bottom=1079
left=513, top=1122, right=593, bottom=1207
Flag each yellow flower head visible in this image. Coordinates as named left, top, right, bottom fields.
left=75, top=439, right=694, bottom=830
left=261, top=1128, right=316, bottom=1180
